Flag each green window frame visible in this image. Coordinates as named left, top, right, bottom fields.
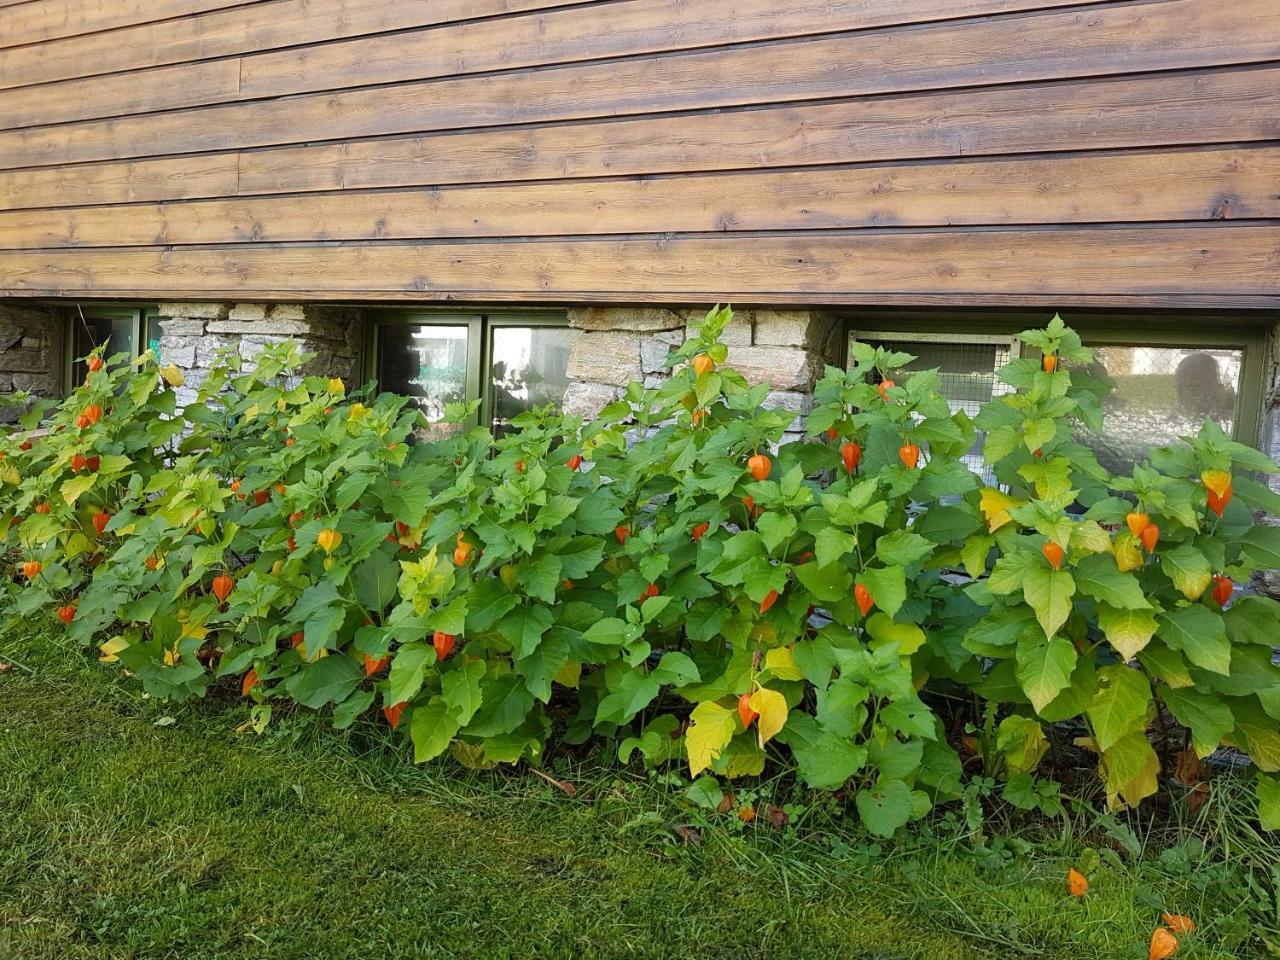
left=844, top=310, right=1273, bottom=449
left=63, top=303, right=160, bottom=392
left=361, top=308, right=571, bottom=432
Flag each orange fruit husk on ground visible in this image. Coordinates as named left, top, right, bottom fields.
left=1161, top=914, right=1195, bottom=935
left=1149, top=927, right=1179, bottom=960
left=1066, top=867, right=1088, bottom=898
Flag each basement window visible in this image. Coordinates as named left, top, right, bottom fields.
left=367, top=310, right=573, bottom=437
left=846, top=311, right=1269, bottom=473
left=65, top=304, right=160, bottom=389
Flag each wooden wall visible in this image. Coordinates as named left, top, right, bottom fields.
left=0, top=0, right=1277, bottom=307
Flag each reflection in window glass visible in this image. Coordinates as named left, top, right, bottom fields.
left=490, top=326, right=574, bottom=434
left=854, top=335, right=1014, bottom=481
left=377, top=324, right=469, bottom=439
left=72, top=313, right=135, bottom=381
left=1081, top=345, right=1241, bottom=473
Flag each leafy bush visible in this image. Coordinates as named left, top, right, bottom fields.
left=3, top=310, right=1279, bottom=836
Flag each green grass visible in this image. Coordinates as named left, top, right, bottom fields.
left=1, top=635, right=1275, bottom=960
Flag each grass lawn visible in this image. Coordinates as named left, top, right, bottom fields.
left=1, top=634, right=1274, bottom=960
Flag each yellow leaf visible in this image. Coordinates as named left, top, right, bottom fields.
left=1069, top=520, right=1112, bottom=555
left=327, top=377, right=345, bottom=395
left=686, top=700, right=737, bottom=776
left=553, top=660, right=582, bottom=689
left=244, top=404, right=259, bottom=420
left=99, top=636, right=129, bottom=663
left=979, top=487, right=1023, bottom=532
left=763, top=646, right=804, bottom=681
left=1200, top=469, right=1231, bottom=497
left=748, top=687, right=788, bottom=748
left=160, top=363, right=185, bottom=387
left=1112, top=531, right=1144, bottom=572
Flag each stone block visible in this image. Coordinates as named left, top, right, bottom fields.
left=641, top=337, right=677, bottom=374
left=227, top=303, right=269, bottom=322
left=209, top=319, right=315, bottom=337
left=753, top=310, right=835, bottom=352
left=158, top=337, right=197, bottom=368
left=157, top=302, right=228, bottom=320
left=0, top=324, right=23, bottom=351
left=724, top=345, right=822, bottom=392
left=159, top=318, right=206, bottom=337
left=561, top=381, right=620, bottom=419
left=566, top=331, right=642, bottom=387
left=763, top=390, right=814, bottom=432
left=196, top=334, right=240, bottom=367
left=11, top=372, right=57, bottom=394
left=569, top=307, right=684, bottom=333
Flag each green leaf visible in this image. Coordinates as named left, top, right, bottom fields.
left=441, top=658, right=486, bottom=725
left=410, top=697, right=460, bottom=763
left=283, top=655, right=363, bottom=710
left=582, top=617, right=641, bottom=648
left=1015, top=634, right=1077, bottom=714
left=1160, top=544, right=1212, bottom=601
left=777, top=713, right=865, bottom=789
left=855, top=779, right=915, bottom=838
left=864, top=613, right=925, bottom=656
left=520, top=554, right=564, bottom=604
left=793, top=561, right=852, bottom=604
left=755, top=512, right=797, bottom=553
left=466, top=676, right=534, bottom=738
left=1087, top=665, right=1151, bottom=752
left=1073, top=554, right=1149, bottom=610
left=856, top=565, right=906, bottom=618
left=332, top=688, right=375, bottom=730
left=386, top=642, right=436, bottom=705
left=1160, top=687, right=1234, bottom=759
left=1021, top=566, right=1075, bottom=638
left=997, top=715, right=1048, bottom=775
left=686, top=775, right=724, bottom=810
left=1258, top=773, right=1280, bottom=831
left=60, top=474, right=97, bottom=505
left=595, top=667, right=660, bottom=726
left=498, top=605, right=554, bottom=660
left=353, top=552, right=399, bottom=613
left=1240, top=525, right=1280, bottom=570
left=813, top=527, right=855, bottom=569
left=1102, top=730, right=1159, bottom=808
left=874, top=530, right=934, bottom=567
left=1158, top=605, right=1230, bottom=675
left=1097, top=605, right=1158, bottom=660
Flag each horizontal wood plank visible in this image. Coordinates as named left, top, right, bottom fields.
left=2, top=226, right=1275, bottom=299
left=4, top=0, right=1275, bottom=170
left=0, top=0, right=264, bottom=50
left=0, top=0, right=612, bottom=91
left=0, top=0, right=1099, bottom=128
left=3, top=147, right=1274, bottom=249
left=3, top=67, right=1276, bottom=212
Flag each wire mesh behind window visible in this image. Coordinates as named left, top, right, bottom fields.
left=855, top=336, right=1014, bottom=483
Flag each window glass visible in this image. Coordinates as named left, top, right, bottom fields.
left=852, top=333, right=1014, bottom=481
left=1079, top=344, right=1242, bottom=474
left=376, top=324, right=469, bottom=439
left=71, top=313, right=135, bottom=381
left=489, top=326, right=574, bottom=435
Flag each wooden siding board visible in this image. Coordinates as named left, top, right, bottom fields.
left=2, top=0, right=1277, bottom=171
left=0, top=0, right=611, bottom=90
left=0, top=0, right=1107, bottom=128
left=0, top=0, right=265, bottom=50
left=2, top=226, right=1276, bottom=299
left=2, top=147, right=1275, bottom=249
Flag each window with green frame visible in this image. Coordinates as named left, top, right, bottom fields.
left=65, top=304, right=161, bottom=390
left=845, top=311, right=1272, bottom=474
left=365, top=310, right=574, bottom=438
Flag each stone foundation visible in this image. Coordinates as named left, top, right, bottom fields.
left=0, top=302, right=62, bottom=421
left=156, top=302, right=361, bottom=407
left=562, top=306, right=839, bottom=440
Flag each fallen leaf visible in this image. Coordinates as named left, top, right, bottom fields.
left=768, top=804, right=789, bottom=830
left=671, top=825, right=701, bottom=846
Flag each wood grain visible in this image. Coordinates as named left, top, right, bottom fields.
left=2, top=226, right=1275, bottom=299
left=3, top=148, right=1273, bottom=249
left=0, top=0, right=609, bottom=90
left=0, top=0, right=265, bottom=50
left=3, top=0, right=1275, bottom=170
left=4, top=67, right=1275, bottom=212
left=0, top=0, right=1099, bottom=127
